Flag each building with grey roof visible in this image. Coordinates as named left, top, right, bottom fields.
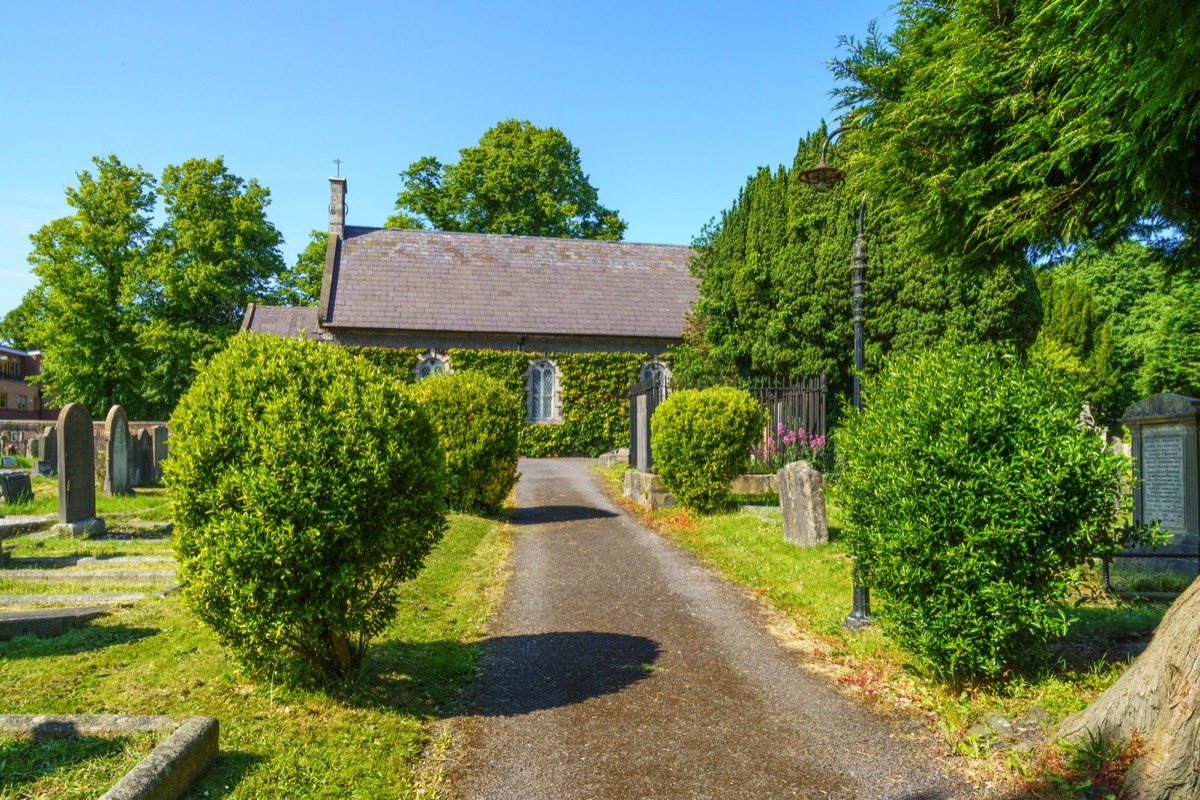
left=244, top=177, right=697, bottom=355
left=242, top=178, right=698, bottom=424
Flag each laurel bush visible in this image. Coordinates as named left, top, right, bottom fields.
left=830, top=344, right=1128, bottom=679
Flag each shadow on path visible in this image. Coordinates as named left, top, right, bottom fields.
left=509, top=505, right=619, bottom=525
left=471, top=631, right=660, bottom=717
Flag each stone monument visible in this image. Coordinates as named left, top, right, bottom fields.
left=777, top=460, right=828, bottom=547
left=137, top=430, right=154, bottom=486
left=152, top=425, right=169, bottom=481
left=42, top=425, right=57, bottom=474
left=1120, top=394, right=1199, bottom=575
left=103, top=405, right=132, bottom=496
left=52, top=403, right=105, bottom=537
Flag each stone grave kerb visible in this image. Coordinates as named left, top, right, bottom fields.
left=1120, top=393, right=1200, bottom=572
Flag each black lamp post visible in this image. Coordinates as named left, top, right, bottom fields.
left=799, top=126, right=871, bottom=630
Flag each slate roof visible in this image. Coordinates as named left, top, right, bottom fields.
left=240, top=304, right=321, bottom=340
left=322, top=227, right=698, bottom=340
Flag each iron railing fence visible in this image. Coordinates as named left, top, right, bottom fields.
left=628, top=374, right=827, bottom=472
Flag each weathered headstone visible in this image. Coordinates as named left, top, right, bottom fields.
left=0, top=457, right=13, bottom=468
left=103, top=405, right=132, bottom=496
left=137, top=429, right=153, bottom=486
left=777, top=460, right=828, bottom=547
left=1121, top=394, right=1200, bottom=575
left=53, top=403, right=105, bottom=537
left=0, top=469, right=33, bottom=504
left=42, top=426, right=58, bottom=475
left=152, top=425, right=169, bottom=482
left=27, top=437, right=40, bottom=460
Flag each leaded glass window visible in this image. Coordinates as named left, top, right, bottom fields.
left=416, top=356, right=446, bottom=381
left=529, top=360, right=557, bottom=421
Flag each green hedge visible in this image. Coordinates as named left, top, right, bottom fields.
left=339, top=346, right=647, bottom=457
left=345, top=346, right=420, bottom=383
left=830, top=344, right=1128, bottom=680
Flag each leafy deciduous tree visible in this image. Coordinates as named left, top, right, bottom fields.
left=391, top=120, right=627, bottom=240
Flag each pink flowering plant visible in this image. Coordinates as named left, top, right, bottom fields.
left=748, top=420, right=828, bottom=473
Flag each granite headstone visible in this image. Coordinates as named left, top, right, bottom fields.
left=55, top=403, right=104, bottom=536
left=103, top=405, right=132, bottom=496
left=152, top=425, right=169, bottom=482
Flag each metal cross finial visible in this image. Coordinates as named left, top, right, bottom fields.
left=333, top=158, right=343, bottom=177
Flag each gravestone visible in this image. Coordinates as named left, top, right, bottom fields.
left=1120, top=394, right=1200, bottom=575
left=53, top=403, right=105, bottom=537
left=152, top=425, right=169, bottom=481
left=137, top=429, right=153, bottom=486
left=635, top=394, right=651, bottom=473
left=42, top=426, right=58, bottom=474
left=777, top=460, right=828, bottom=547
left=27, top=437, right=40, bottom=460
left=103, top=405, right=132, bottom=496
left=0, top=457, right=13, bottom=468
left=0, top=469, right=33, bottom=505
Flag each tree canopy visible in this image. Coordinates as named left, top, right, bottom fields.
left=274, top=230, right=326, bottom=306
left=388, top=120, right=627, bottom=240
left=829, top=1, right=1200, bottom=261
left=7, top=154, right=288, bottom=419
left=674, top=128, right=1040, bottom=399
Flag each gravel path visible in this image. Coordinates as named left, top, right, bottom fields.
left=446, top=458, right=981, bottom=800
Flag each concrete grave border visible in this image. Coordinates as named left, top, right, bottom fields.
left=0, top=714, right=218, bottom=800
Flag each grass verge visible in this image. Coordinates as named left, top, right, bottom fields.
left=595, top=463, right=1170, bottom=790
left=0, top=512, right=513, bottom=799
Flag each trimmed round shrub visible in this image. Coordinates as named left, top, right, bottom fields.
left=650, top=386, right=762, bottom=513
left=409, top=370, right=523, bottom=515
left=830, top=344, right=1127, bottom=680
left=167, top=333, right=446, bottom=682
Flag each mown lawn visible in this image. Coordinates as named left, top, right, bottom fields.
left=0, top=512, right=512, bottom=799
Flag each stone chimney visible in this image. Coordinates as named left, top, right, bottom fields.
left=329, top=177, right=347, bottom=238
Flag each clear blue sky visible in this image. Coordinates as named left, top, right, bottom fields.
left=0, top=0, right=895, bottom=318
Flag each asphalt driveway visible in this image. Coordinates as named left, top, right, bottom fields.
left=445, top=458, right=978, bottom=799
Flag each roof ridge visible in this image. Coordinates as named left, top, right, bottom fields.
left=342, top=225, right=692, bottom=250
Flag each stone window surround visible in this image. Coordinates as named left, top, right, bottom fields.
left=413, top=350, right=452, bottom=381
left=639, top=358, right=672, bottom=388
left=526, top=358, right=563, bottom=424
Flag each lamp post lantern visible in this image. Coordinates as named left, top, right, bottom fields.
left=799, top=126, right=872, bottom=630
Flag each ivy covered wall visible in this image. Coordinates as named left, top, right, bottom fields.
left=347, top=345, right=646, bottom=457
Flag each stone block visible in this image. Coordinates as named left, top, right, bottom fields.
left=777, top=460, right=828, bottom=547
left=622, top=469, right=675, bottom=510
left=728, top=473, right=778, bottom=496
